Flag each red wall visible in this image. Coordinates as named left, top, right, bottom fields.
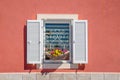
left=0, top=0, right=120, bottom=72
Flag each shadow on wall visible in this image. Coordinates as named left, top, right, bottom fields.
left=23, top=25, right=85, bottom=73
left=40, top=64, right=85, bottom=74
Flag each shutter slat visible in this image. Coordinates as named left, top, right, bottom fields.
left=27, top=20, right=43, bottom=64
left=73, top=20, right=88, bottom=64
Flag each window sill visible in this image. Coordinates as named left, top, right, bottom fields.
left=37, top=63, right=78, bottom=69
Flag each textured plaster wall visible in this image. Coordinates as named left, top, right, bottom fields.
left=0, top=0, right=120, bottom=72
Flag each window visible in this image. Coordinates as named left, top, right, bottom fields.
left=44, top=20, right=72, bottom=63
left=27, top=14, right=88, bottom=66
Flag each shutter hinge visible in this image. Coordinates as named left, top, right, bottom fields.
left=27, top=41, right=31, bottom=44
left=38, top=41, right=41, bottom=44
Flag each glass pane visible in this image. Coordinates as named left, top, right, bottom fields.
left=44, top=23, right=70, bottom=60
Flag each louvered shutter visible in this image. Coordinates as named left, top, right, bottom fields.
left=27, top=20, right=43, bottom=64
left=73, top=20, right=88, bottom=64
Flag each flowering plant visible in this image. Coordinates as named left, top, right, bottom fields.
left=45, top=48, right=69, bottom=60
left=50, top=48, right=63, bottom=57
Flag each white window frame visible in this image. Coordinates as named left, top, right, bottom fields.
left=43, top=19, right=72, bottom=63
left=37, top=14, right=78, bottom=20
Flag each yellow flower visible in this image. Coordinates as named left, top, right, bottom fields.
left=55, top=49, right=62, bottom=54
left=55, top=49, right=59, bottom=54
left=57, top=52, right=61, bottom=56
left=53, top=54, right=57, bottom=57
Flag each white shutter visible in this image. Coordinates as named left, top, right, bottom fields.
left=27, top=20, right=43, bottom=64
left=73, top=20, right=88, bottom=64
